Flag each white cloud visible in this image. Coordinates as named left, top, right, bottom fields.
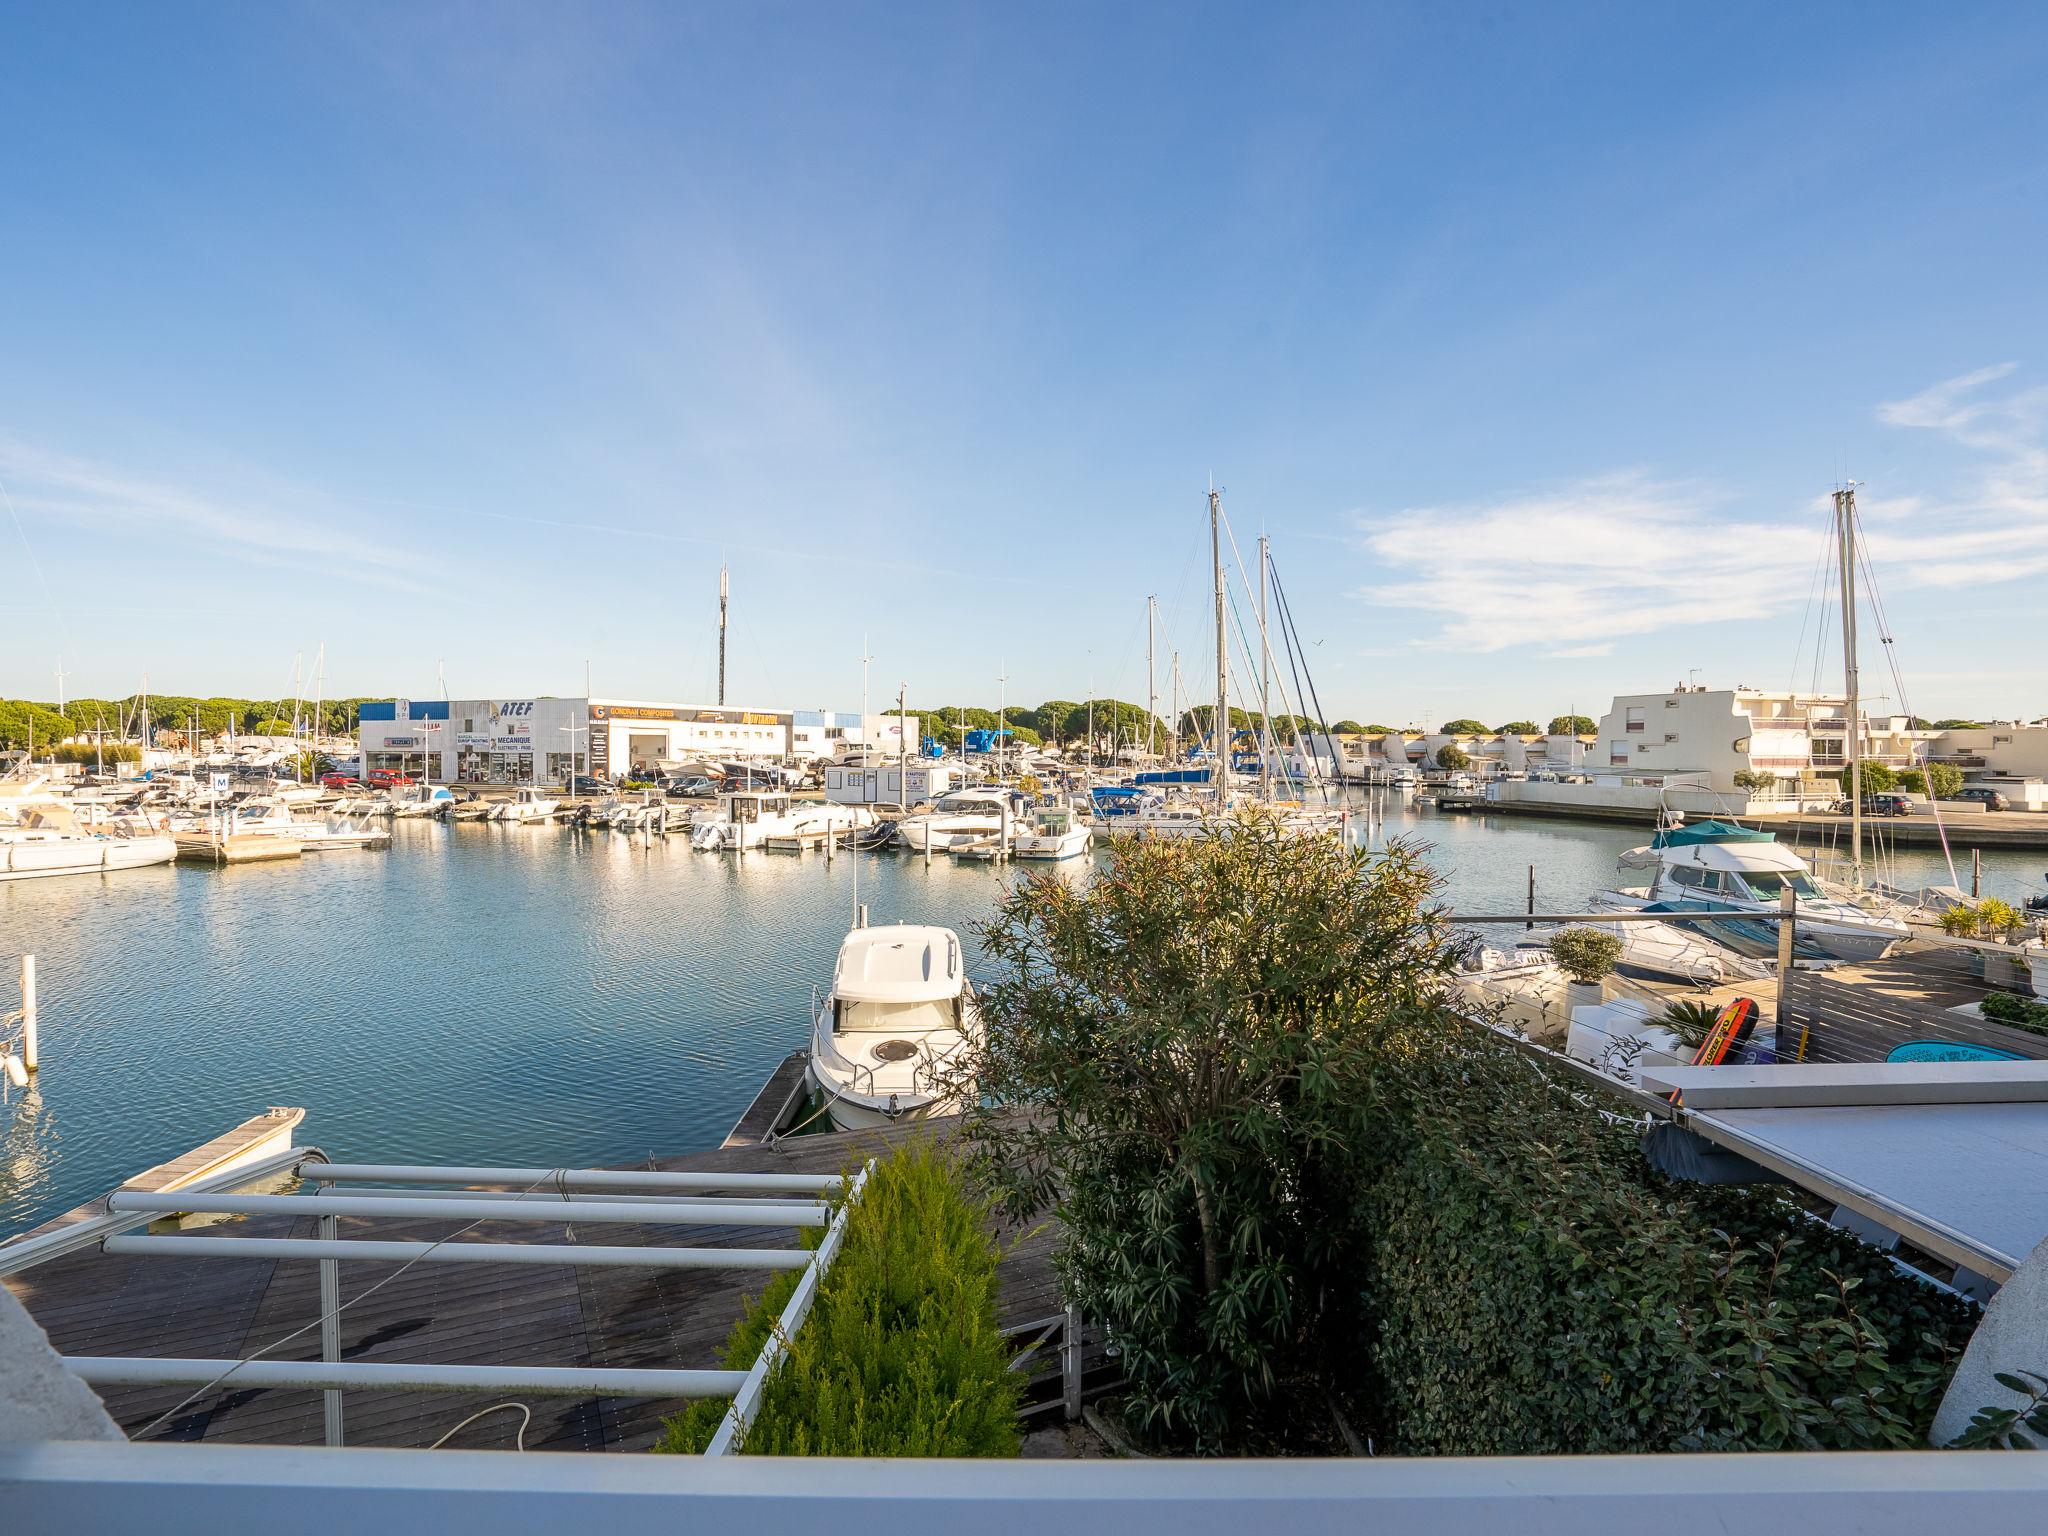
left=0, top=438, right=425, bottom=587
left=1354, top=471, right=1816, bottom=653
left=1359, top=366, right=2048, bottom=653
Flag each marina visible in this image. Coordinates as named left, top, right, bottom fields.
left=3, top=794, right=2040, bottom=1237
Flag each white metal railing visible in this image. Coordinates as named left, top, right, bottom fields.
left=3, top=1442, right=2044, bottom=1530
left=6, top=1149, right=868, bottom=1452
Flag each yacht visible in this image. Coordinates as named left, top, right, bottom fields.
left=390, top=785, right=458, bottom=818
left=1596, top=819, right=1908, bottom=962
left=490, top=787, right=561, bottom=823
left=0, top=802, right=176, bottom=880
left=688, top=789, right=871, bottom=851
left=808, top=923, right=980, bottom=1129
left=892, top=787, right=1034, bottom=853
left=1009, top=804, right=1093, bottom=860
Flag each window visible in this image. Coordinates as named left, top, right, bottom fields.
left=462, top=718, right=474, bottom=733
left=1740, top=869, right=1820, bottom=899
left=1665, top=698, right=1680, bottom=708
left=1663, top=733, right=1678, bottom=743
left=1625, top=707, right=1646, bottom=733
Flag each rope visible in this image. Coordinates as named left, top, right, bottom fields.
left=130, top=1165, right=575, bottom=1442
left=429, top=1400, right=531, bottom=1452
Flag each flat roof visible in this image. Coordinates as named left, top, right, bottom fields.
left=1643, top=1064, right=2048, bottom=1279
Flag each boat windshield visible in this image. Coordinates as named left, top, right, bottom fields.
left=1736, top=869, right=1821, bottom=899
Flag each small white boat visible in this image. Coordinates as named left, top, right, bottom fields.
left=389, top=785, right=458, bottom=818
left=490, top=788, right=561, bottom=823
left=808, top=923, right=980, bottom=1129
left=0, top=825, right=177, bottom=880
left=1010, top=804, right=1092, bottom=860
left=689, top=790, right=871, bottom=851
left=893, top=788, right=1032, bottom=852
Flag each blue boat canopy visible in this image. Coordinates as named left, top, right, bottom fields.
left=1649, top=819, right=1775, bottom=849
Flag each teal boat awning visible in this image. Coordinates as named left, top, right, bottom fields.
left=1650, top=818, right=1775, bottom=849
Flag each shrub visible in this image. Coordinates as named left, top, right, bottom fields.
left=1927, top=763, right=1965, bottom=800
left=1975, top=898, right=2024, bottom=937
left=51, top=742, right=142, bottom=764
left=1733, top=768, right=1778, bottom=793
left=652, top=1144, right=1019, bottom=1456
left=1355, top=1017, right=1979, bottom=1453
left=1940, top=905, right=1980, bottom=937
left=1549, top=925, right=1622, bottom=984
left=1981, top=990, right=2048, bottom=1036
left=1434, top=743, right=1471, bottom=771
left=1656, top=999, right=1723, bottom=1049
left=959, top=812, right=1450, bottom=1451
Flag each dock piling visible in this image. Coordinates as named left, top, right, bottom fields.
left=21, top=954, right=37, bottom=1073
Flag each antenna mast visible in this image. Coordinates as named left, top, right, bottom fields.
left=1145, top=595, right=1157, bottom=761
left=717, top=564, right=729, bottom=706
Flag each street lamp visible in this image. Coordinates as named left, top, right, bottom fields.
left=560, top=718, right=589, bottom=801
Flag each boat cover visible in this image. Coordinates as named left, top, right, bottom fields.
left=1649, top=819, right=1776, bottom=850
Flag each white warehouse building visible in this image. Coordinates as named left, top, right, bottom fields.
left=356, top=698, right=915, bottom=785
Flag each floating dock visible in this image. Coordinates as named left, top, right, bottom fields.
left=172, top=834, right=303, bottom=864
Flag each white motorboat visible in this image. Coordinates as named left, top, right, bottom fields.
left=490, top=788, right=561, bottom=823
left=1009, top=804, right=1093, bottom=860
left=892, top=787, right=1034, bottom=853
left=1, top=829, right=177, bottom=880
left=1597, top=819, right=1908, bottom=962
left=689, top=790, right=871, bottom=851
left=390, top=785, right=458, bottom=818
left=808, top=923, right=980, bottom=1129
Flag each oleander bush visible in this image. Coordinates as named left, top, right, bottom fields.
left=651, top=1143, right=1019, bottom=1456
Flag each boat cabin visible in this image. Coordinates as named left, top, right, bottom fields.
left=719, top=791, right=791, bottom=823
left=830, top=924, right=968, bottom=1036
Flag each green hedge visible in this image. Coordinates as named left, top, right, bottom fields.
left=653, top=1144, right=1020, bottom=1456
left=1354, top=1020, right=1978, bottom=1453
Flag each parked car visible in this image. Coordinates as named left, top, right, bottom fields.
left=1955, top=787, right=2012, bottom=811
left=1825, top=793, right=1910, bottom=817
left=367, top=769, right=414, bottom=787
left=566, top=775, right=613, bottom=796
left=318, top=772, right=359, bottom=789
left=666, top=776, right=719, bottom=799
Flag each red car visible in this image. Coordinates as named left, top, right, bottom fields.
left=368, top=769, right=415, bottom=787
left=319, top=772, right=362, bottom=789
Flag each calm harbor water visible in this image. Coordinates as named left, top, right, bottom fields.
left=1, top=797, right=2038, bottom=1233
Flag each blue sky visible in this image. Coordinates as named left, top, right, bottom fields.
left=3, top=2, right=2045, bottom=725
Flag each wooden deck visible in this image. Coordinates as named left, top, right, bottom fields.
left=4, top=1116, right=1087, bottom=1453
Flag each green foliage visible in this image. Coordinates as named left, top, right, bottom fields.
left=1656, top=999, right=1724, bottom=1049
left=1433, top=743, right=1470, bottom=772
left=961, top=816, right=1450, bottom=1451
left=1940, top=905, right=1981, bottom=937
left=1733, top=768, right=1778, bottom=792
left=1027, top=700, right=1078, bottom=742
left=1980, top=991, right=2048, bottom=1036
left=1931, top=719, right=1985, bottom=731
left=1495, top=720, right=1538, bottom=735
left=51, top=742, right=142, bottom=765
left=1175, top=703, right=1255, bottom=746
left=1549, top=714, right=1597, bottom=735
left=1438, top=718, right=1488, bottom=735
left=1357, top=1018, right=1978, bottom=1453
left=1895, top=769, right=1927, bottom=794
left=1926, top=763, right=1964, bottom=799
left=1329, top=720, right=1367, bottom=734
left=1548, top=925, right=1622, bottom=984
left=1948, top=1369, right=2048, bottom=1449
left=652, top=1145, right=1020, bottom=1457
left=964, top=820, right=1975, bottom=1455
left=1975, top=897, right=2024, bottom=936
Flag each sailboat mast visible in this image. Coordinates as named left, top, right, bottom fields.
left=1146, top=595, right=1156, bottom=762
left=1836, top=486, right=1863, bottom=886
left=1258, top=534, right=1272, bottom=802
left=1210, top=488, right=1228, bottom=810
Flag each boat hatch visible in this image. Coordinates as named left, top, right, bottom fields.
left=873, top=1039, right=918, bottom=1063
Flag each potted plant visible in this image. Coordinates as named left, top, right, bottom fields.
left=1550, top=926, right=1623, bottom=1013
